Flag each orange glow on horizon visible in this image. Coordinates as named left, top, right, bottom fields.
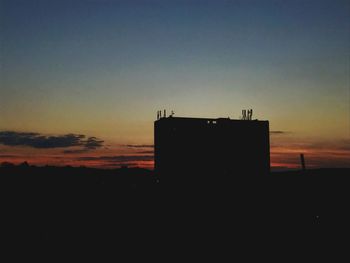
left=1, top=147, right=349, bottom=170
left=1, top=137, right=349, bottom=170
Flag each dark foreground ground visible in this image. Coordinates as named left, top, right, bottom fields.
left=1, top=166, right=349, bottom=255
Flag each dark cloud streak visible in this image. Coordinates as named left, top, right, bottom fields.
left=63, top=149, right=91, bottom=154
left=124, top=144, right=154, bottom=148
left=77, top=155, right=153, bottom=162
left=270, top=131, right=289, bottom=134
left=0, top=131, right=104, bottom=151
left=136, top=150, right=154, bottom=154
left=85, top=137, right=104, bottom=150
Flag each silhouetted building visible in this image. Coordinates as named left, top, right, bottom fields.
left=154, top=116, right=270, bottom=181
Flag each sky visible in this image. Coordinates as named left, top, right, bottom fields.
left=0, top=0, right=349, bottom=170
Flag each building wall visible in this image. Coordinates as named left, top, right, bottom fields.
left=155, top=117, right=270, bottom=180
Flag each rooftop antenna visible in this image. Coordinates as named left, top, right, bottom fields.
left=242, top=110, right=247, bottom=120
left=248, top=109, right=253, bottom=120
left=164, top=109, right=166, bottom=118
left=170, top=110, right=175, bottom=117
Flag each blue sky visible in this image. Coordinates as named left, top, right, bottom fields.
left=1, top=0, right=349, bottom=168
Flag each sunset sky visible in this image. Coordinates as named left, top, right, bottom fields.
left=1, top=0, right=349, bottom=170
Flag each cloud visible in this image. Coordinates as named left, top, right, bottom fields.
left=0, top=154, right=18, bottom=158
left=272, top=138, right=350, bottom=152
left=270, top=131, right=289, bottom=134
left=0, top=131, right=104, bottom=151
left=98, top=162, right=140, bottom=168
left=124, top=144, right=154, bottom=148
left=77, top=155, right=153, bottom=162
left=63, top=149, right=91, bottom=154
left=136, top=150, right=154, bottom=154
left=85, top=137, right=104, bottom=150
left=75, top=154, right=154, bottom=168
left=309, top=139, right=350, bottom=151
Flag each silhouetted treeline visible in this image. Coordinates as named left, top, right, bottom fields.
left=0, top=164, right=156, bottom=190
